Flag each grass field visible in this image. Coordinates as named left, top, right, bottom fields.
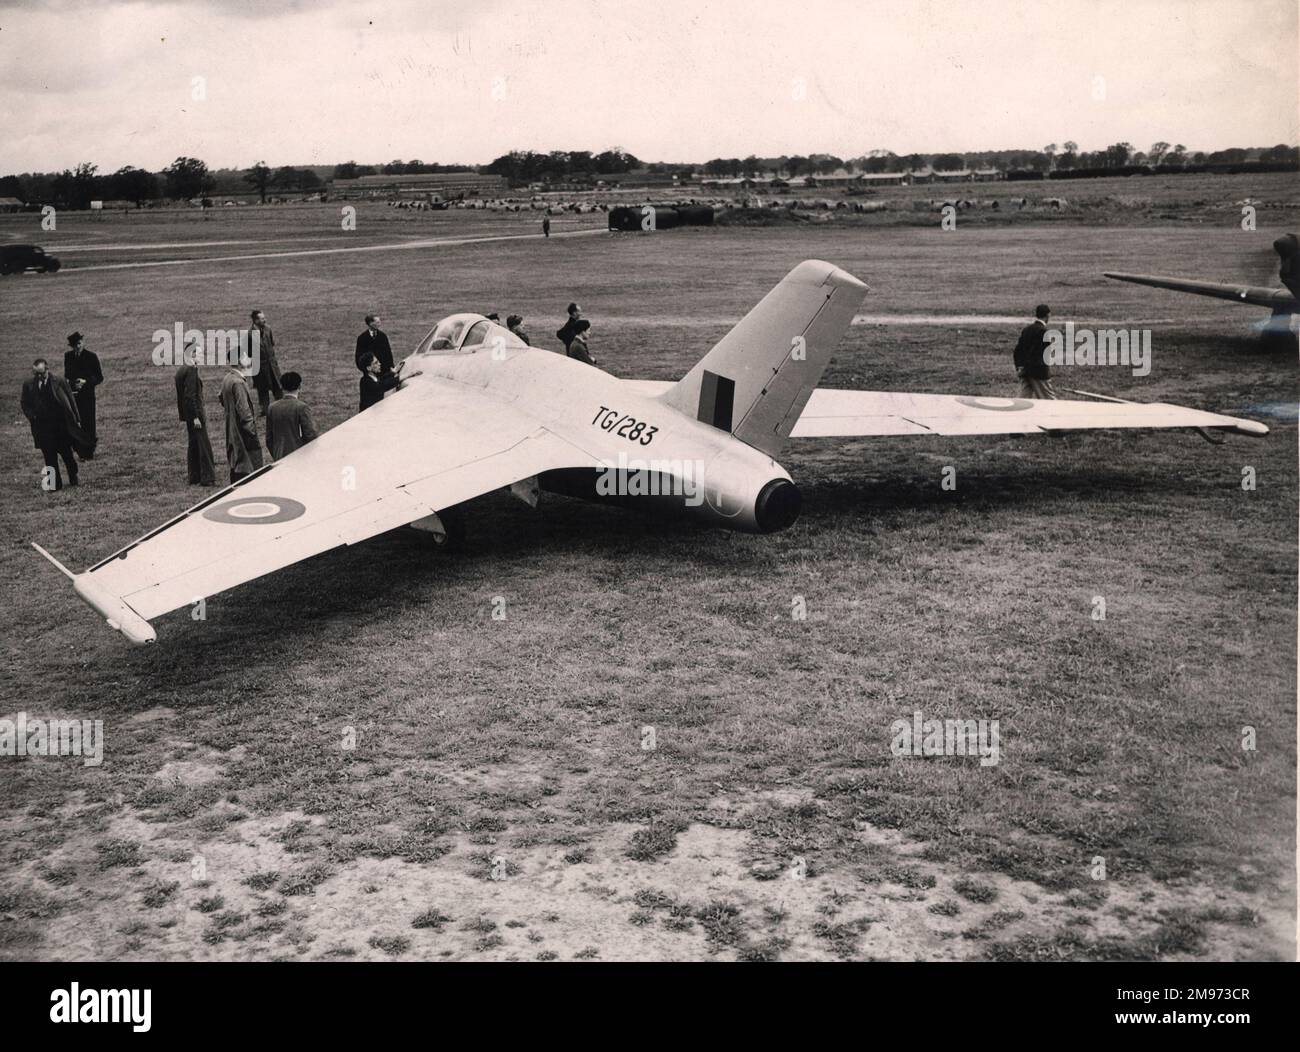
left=1, top=172, right=1296, bottom=961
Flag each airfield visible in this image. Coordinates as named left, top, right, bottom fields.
left=1, top=172, right=1296, bottom=961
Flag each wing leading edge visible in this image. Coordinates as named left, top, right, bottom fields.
left=52, top=376, right=596, bottom=643
left=789, top=389, right=1269, bottom=438
left=1103, top=271, right=1294, bottom=311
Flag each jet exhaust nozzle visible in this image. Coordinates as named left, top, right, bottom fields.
left=754, top=479, right=802, bottom=533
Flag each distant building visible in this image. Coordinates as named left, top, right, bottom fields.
left=807, top=170, right=860, bottom=187
left=971, top=168, right=1003, bottom=182
left=600, top=168, right=682, bottom=188
left=858, top=172, right=908, bottom=185
left=332, top=172, right=507, bottom=199
left=0, top=196, right=24, bottom=213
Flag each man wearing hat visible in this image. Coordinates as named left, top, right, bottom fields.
left=506, top=314, right=531, bottom=345
left=265, top=370, right=319, bottom=460
left=1013, top=304, right=1057, bottom=399
left=63, top=332, right=103, bottom=457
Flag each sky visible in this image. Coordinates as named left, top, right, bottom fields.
left=0, top=0, right=1296, bottom=174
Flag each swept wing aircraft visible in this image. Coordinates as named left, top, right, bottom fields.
left=36, top=260, right=1268, bottom=645
left=1104, top=232, right=1299, bottom=339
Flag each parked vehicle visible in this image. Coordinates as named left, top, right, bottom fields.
left=0, top=244, right=61, bottom=274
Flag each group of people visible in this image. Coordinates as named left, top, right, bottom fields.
left=171, top=310, right=320, bottom=486
left=24, top=301, right=606, bottom=494
left=556, top=302, right=595, bottom=365
left=19, top=333, right=102, bottom=490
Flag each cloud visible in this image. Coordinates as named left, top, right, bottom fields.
left=0, top=0, right=1295, bottom=173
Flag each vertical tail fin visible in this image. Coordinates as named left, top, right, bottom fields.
left=659, top=260, right=868, bottom=457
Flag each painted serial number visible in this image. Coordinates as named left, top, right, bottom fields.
left=592, top=406, right=658, bottom=445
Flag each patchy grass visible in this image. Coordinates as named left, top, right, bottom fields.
left=412, top=909, right=453, bottom=931
left=0, top=204, right=1294, bottom=961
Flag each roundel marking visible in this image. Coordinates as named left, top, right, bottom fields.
left=203, top=496, right=307, bottom=525
left=955, top=396, right=1035, bottom=412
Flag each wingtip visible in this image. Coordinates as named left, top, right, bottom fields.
left=72, top=575, right=157, bottom=645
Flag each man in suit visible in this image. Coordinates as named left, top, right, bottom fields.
left=219, top=359, right=263, bottom=483
left=174, top=342, right=216, bottom=486
left=355, top=314, right=394, bottom=374
left=1013, top=304, right=1057, bottom=399
left=556, top=302, right=583, bottom=351
left=63, top=331, right=103, bottom=458
left=358, top=351, right=402, bottom=411
left=249, top=309, right=282, bottom=416
left=21, top=358, right=87, bottom=490
left=265, top=370, right=319, bottom=460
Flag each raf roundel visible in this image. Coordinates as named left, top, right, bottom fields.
left=203, top=496, right=307, bottom=525
left=955, top=396, right=1035, bottom=412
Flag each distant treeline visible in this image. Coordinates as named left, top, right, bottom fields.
left=696, top=143, right=1300, bottom=178
left=3, top=142, right=1296, bottom=208
left=1005, top=158, right=1300, bottom=181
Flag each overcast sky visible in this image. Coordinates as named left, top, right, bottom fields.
left=1, top=0, right=1296, bottom=173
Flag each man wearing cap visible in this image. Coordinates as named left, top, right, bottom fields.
left=265, top=370, right=319, bottom=460
left=506, top=314, right=531, bottom=345
left=1013, top=304, right=1057, bottom=399
left=355, top=314, right=394, bottom=374
left=175, top=342, right=216, bottom=486
left=63, top=332, right=103, bottom=458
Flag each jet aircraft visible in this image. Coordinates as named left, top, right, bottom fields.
left=36, top=260, right=1268, bottom=644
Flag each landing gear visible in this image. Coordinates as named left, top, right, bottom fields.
left=1261, top=308, right=1298, bottom=353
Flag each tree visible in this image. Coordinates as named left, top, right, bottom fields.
left=593, top=147, right=639, bottom=173
left=269, top=166, right=320, bottom=192
left=245, top=161, right=271, bottom=203
left=164, top=157, right=213, bottom=200
left=1149, top=141, right=1170, bottom=166
left=932, top=153, right=965, bottom=171
left=108, top=165, right=160, bottom=206
left=334, top=160, right=360, bottom=180
left=1103, top=142, right=1134, bottom=167
left=1260, top=143, right=1298, bottom=163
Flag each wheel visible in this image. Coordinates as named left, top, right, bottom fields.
left=44, top=258, right=61, bottom=273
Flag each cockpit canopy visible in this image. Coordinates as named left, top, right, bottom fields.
left=413, top=313, right=527, bottom=355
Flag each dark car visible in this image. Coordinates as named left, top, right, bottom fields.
left=0, top=244, right=61, bottom=275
